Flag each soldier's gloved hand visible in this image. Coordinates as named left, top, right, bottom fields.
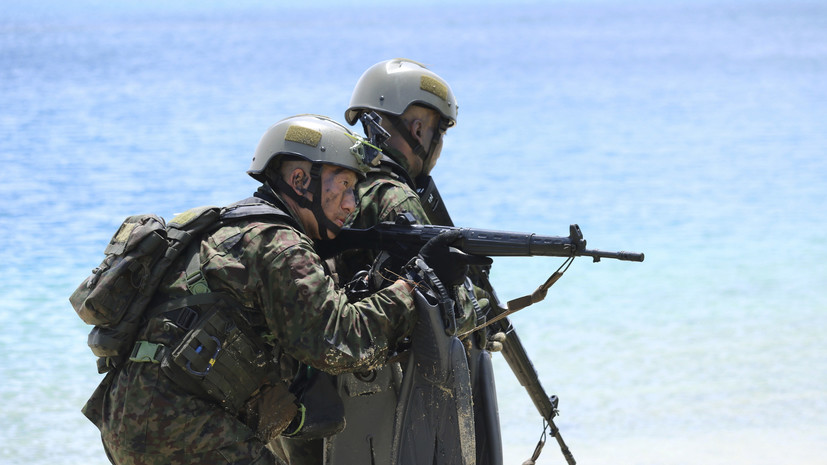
left=486, top=331, right=507, bottom=352
left=418, top=230, right=493, bottom=287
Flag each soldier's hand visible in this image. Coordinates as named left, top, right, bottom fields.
left=486, top=331, right=507, bottom=352
left=418, top=230, right=492, bottom=287
left=417, top=230, right=467, bottom=286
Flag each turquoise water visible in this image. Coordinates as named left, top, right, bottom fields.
left=2, top=1, right=826, bottom=463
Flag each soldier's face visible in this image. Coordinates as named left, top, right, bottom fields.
left=319, top=166, right=358, bottom=239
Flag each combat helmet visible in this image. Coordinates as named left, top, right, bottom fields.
left=248, top=114, right=381, bottom=238
left=248, top=114, right=381, bottom=183
left=345, top=58, right=458, bottom=127
left=345, top=59, right=457, bottom=173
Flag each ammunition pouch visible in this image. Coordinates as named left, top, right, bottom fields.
left=154, top=293, right=297, bottom=440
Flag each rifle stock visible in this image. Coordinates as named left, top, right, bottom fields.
left=472, top=271, right=577, bottom=465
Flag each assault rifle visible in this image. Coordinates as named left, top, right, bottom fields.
left=319, top=212, right=644, bottom=263
left=319, top=212, right=643, bottom=465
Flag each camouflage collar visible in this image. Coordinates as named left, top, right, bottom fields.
left=377, top=149, right=416, bottom=189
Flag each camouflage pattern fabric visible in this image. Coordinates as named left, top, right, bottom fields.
left=337, top=168, right=429, bottom=277
left=82, top=207, right=417, bottom=465
left=343, top=168, right=476, bottom=334
left=281, top=164, right=478, bottom=464
left=347, top=170, right=428, bottom=230
left=330, top=166, right=428, bottom=284
left=273, top=171, right=429, bottom=465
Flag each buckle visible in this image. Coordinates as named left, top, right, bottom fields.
left=129, top=341, right=165, bottom=364
left=175, top=306, right=199, bottom=330
left=186, top=271, right=210, bottom=295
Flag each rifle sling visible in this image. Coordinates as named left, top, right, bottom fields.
left=458, top=269, right=566, bottom=338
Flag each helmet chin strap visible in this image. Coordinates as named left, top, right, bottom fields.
left=273, top=163, right=342, bottom=239
left=387, top=115, right=442, bottom=176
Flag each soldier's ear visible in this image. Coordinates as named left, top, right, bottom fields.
left=290, top=168, right=310, bottom=195
left=410, top=119, right=424, bottom=142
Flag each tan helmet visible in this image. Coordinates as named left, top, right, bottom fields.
left=248, top=114, right=381, bottom=183
left=345, top=58, right=458, bottom=127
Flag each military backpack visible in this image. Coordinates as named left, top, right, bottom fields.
left=71, top=198, right=296, bottom=373
left=70, top=206, right=223, bottom=373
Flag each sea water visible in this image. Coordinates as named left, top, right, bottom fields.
left=1, top=1, right=826, bottom=463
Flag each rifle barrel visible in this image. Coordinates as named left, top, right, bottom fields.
left=582, top=249, right=645, bottom=262
left=326, top=222, right=644, bottom=263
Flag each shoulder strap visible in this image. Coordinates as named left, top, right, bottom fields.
left=222, top=200, right=289, bottom=221
left=414, top=175, right=455, bottom=226
left=222, top=196, right=293, bottom=222
left=178, top=196, right=296, bottom=301
left=151, top=196, right=294, bottom=315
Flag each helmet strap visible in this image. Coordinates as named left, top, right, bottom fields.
left=386, top=114, right=443, bottom=176
left=272, top=163, right=341, bottom=239
left=387, top=114, right=428, bottom=161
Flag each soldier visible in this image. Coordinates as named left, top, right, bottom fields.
left=331, top=58, right=477, bottom=317
left=343, top=59, right=453, bottom=239
left=313, top=59, right=503, bottom=465
left=80, top=114, right=463, bottom=465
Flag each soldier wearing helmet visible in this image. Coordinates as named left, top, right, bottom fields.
left=331, top=58, right=465, bottom=281
left=282, top=60, right=502, bottom=465
left=345, top=58, right=457, bottom=185
left=81, top=115, right=455, bottom=465
left=248, top=114, right=382, bottom=240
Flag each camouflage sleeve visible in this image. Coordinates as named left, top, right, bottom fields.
left=348, top=176, right=431, bottom=228
left=204, top=221, right=417, bottom=375
left=342, top=176, right=478, bottom=337
left=334, top=176, right=431, bottom=283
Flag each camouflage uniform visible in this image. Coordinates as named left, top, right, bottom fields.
left=342, top=152, right=476, bottom=334
left=269, top=151, right=476, bottom=464
left=348, top=156, right=426, bottom=229
left=82, top=193, right=417, bottom=465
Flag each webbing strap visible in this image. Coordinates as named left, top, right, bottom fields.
left=387, top=114, right=427, bottom=161
left=184, top=246, right=210, bottom=295
left=457, top=267, right=569, bottom=339
left=147, top=293, right=225, bottom=318
left=166, top=228, right=192, bottom=243
left=180, top=331, right=220, bottom=373
left=505, top=271, right=564, bottom=313
left=377, top=154, right=416, bottom=188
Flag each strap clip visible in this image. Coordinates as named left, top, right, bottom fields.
left=129, top=340, right=166, bottom=363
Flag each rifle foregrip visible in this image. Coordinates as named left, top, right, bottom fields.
left=460, top=230, right=575, bottom=257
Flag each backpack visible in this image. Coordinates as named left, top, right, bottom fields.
left=72, top=199, right=296, bottom=374
left=70, top=206, right=221, bottom=373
